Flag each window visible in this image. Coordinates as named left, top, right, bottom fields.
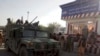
left=36, top=31, right=48, bottom=38
left=23, top=30, right=34, bottom=37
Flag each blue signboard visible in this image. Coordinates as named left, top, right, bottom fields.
left=61, top=0, right=100, bottom=18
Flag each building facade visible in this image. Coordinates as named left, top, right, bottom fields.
left=60, top=0, right=100, bottom=35
left=60, top=0, right=100, bottom=54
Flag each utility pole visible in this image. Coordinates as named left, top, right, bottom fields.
left=27, top=11, right=29, bottom=20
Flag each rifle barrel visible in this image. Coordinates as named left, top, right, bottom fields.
left=30, top=16, right=38, bottom=24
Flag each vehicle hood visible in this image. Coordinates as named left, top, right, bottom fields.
left=22, top=38, right=59, bottom=43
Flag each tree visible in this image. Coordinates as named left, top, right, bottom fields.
left=38, top=25, right=47, bottom=31
left=47, top=22, right=60, bottom=33
left=38, top=22, right=61, bottom=33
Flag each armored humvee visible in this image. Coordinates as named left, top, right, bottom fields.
left=4, top=18, right=60, bottom=56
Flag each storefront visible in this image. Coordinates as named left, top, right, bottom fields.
left=60, top=0, right=100, bottom=53
left=60, top=0, right=100, bottom=35
left=67, top=19, right=97, bottom=34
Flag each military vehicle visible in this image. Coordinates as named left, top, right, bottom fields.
left=4, top=18, right=60, bottom=56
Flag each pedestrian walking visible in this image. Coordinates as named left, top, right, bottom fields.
left=78, top=37, right=86, bottom=56
left=63, top=36, right=67, bottom=51
left=58, top=32, right=64, bottom=49
left=66, top=34, right=72, bottom=52
left=78, top=26, right=88, bottom=56
left=86, top=28, right=97, bottom=53
left=71, top=36, right=74, bottom=52
left=60, top=36, right=64, bottom=50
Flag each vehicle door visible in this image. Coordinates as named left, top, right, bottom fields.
left=11, top=29, right=21, bottom=51
left=8, top=30, right=14, bottom=50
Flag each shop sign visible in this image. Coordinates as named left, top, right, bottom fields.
left=61, top=0, right=100, bottom=17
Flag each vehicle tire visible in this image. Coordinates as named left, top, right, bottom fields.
left=19, top=46, right=33, bottom=56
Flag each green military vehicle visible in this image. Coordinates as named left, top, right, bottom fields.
left=4, top=18, right=60, bottom=56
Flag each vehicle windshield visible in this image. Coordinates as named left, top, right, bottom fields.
left=23, top=30, right=34, bottom=37
left=36, top=31, right=48, bottom=38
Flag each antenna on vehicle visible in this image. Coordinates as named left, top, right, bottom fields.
left=30, top=16, right=38, bottom=24
left=21, top=16, right=23, bottom=24
left=27, top=11, right=29, bottom=20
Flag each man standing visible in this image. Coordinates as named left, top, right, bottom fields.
left=87, top=28, right=97, bottom=53
left=82, top=26, right=88, bottom=40
left=82, top=26, right=89, bottom=50
left=78, top=27, right=88, bottom=56
left=66, top=34, right=72, bottom=52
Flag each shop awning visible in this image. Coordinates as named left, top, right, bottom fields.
left=61, top=12, right=100, bottom=20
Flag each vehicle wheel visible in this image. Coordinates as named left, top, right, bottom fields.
left=19, top=46, right=33, bottom=56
